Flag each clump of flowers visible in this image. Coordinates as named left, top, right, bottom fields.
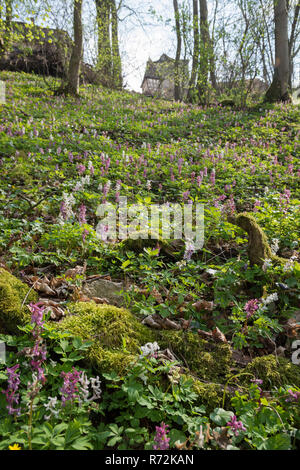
left=140, top=342, right=160, bottom=359
left=28, top=303, right=47, bottom=386
left=153, top=422, right=170, bottom=450
left=2, top=364, right=21, bottom=416
left=60, top=368, right=82, bottom=406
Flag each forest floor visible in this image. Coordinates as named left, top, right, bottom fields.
left=0, top=71, right=299, bottom=450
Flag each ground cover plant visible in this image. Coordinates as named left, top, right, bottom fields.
left=0, top=71, right=299, bottom=450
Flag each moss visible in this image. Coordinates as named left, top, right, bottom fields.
left=243, top=355, right=300, bottom=389
left=157, top=330, right=232, bottom=383
left=120, top=231, right=185, bottom=259
left=192, top=380, right=224, bottom=412
left=53, top=302, right=155, bottom=374
left=0, top=268, right=38, bottom=334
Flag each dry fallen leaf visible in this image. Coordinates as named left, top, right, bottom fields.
left=64, top=265, right=86, bottom=279
left=34, top=281, right=56, bottom=296
left=212, top=327, right=228, bottom=343
left=192, top=300, right=214, bottom=312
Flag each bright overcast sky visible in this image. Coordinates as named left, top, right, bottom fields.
left=118, top=0, right=176, bottom=92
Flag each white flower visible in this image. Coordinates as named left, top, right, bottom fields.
left=206, top=268, right=217, bottom=276
left=89, top=376, right=102, bottom=401
left=146, top=180, right=152, bottom=191
left=262, top=259, right=272, bottom=272
left=140, top=342, right=160, bottom=359
left=262, top=293, right=278, bottom=306
left=78, top=372, right=90, bottom=404
left=283, top=255, right=297, bottom=272
left=271, top=239, right=279, bottom=255
left=44, top=396, right=60, bottom=420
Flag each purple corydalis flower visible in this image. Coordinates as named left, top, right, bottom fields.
left=82, top=228, right=89, bottom=242
left=244, top=299, right=260, bottom=319
left=78, top=204, right=87, bottom=224
left=77, top=164, right=86, bottom=175
left=60, top=368, right=81, bottom=406
left=153, top=422, right=170, bottom=450
left=286, top=389, right=300, bottom=402
left=29, top=302, right=45, bottom=329
left=28, top=303, right=47, bottom=384
left=2, top=364, right=21, bottom=416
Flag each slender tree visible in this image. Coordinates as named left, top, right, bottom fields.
left=197, top=0, right=210, bottom=103
left=95, top=0, right=122, bottom=88
left=57, top=0, right=83, bottom=96
left=265, top=0, right=291, bottom=102
left=288, top=0, right=300, bottom=88
left=111, top=0, right=122, bottom=88
left=173, top=0, right=182, bottom=101
left=96, top=0, right=112, bottom=86
left=188, top=0, right=200, bottom=101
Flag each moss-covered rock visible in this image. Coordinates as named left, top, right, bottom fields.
left=0, top=268, right=38, bottom=334
left=192, top=380, right=224, bottom=412
left=243, top=355, right=300, bottom=389
left=228, top=212, right=284, bottom=267
left=53, top=302, right=155, bottom=374
left=157, top=330, right=232, bottom=383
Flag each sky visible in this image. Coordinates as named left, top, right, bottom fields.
left=117, top=1, right=176, bottom=92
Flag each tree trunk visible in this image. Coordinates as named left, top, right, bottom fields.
left=288, top=1, right=300, bottom=88
left=198, top=0, right=210, bottom=104
left=58, top=0, right=83, bottom=96
left=173, top=0, right=182, bottom=101
left=111, top=0, right=122, bottom=89
left=96, top=0, right=112, bottom=87
left=3, top=0, right=13, bottom=50
left=265, top=0, right=290, bottom=102
left=188, top=0, right=200, bottom=102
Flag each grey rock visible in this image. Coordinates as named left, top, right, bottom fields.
left=82, top=279, right=126, bottom=307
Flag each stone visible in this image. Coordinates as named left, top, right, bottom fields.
left=82, top=278, right=126, bottom=307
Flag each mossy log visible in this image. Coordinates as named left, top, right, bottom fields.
left=228, top=213, right=283, bottom=267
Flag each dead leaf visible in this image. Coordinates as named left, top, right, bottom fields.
left=35, top=281, right=56, bottom=296
left=64, top=265, right=86, bottom=279
left=151, top=288, right=163, bottom=304
left=212, top=327, right=228, bottom=343
left=212, top=427, right=232, bottom=450
left=192, top=300, right=214, bottom=312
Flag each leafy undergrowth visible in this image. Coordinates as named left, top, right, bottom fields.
left=0, top=71, right=299, bottom=450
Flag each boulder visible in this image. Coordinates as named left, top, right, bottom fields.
left=82, top=279, right=125, bottom=306
left=0, top=268, right=38, bottom=334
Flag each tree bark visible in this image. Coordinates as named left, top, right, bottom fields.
left=265, top=0, right=290, bottom=102
left=58, top=0, right=83, bottom=96
left=111, top=0, right=122, bottom=88
left=173, top=0, right=182, bottom=101
left=188, top=0, right=200, bottom=101
left=198, top=0, right=210, bottom=103
left=288, top=1, right=300, bottom=88
left=3, top=0, right=13, bottom=50
left=96, top=0, right=112, bottom=87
